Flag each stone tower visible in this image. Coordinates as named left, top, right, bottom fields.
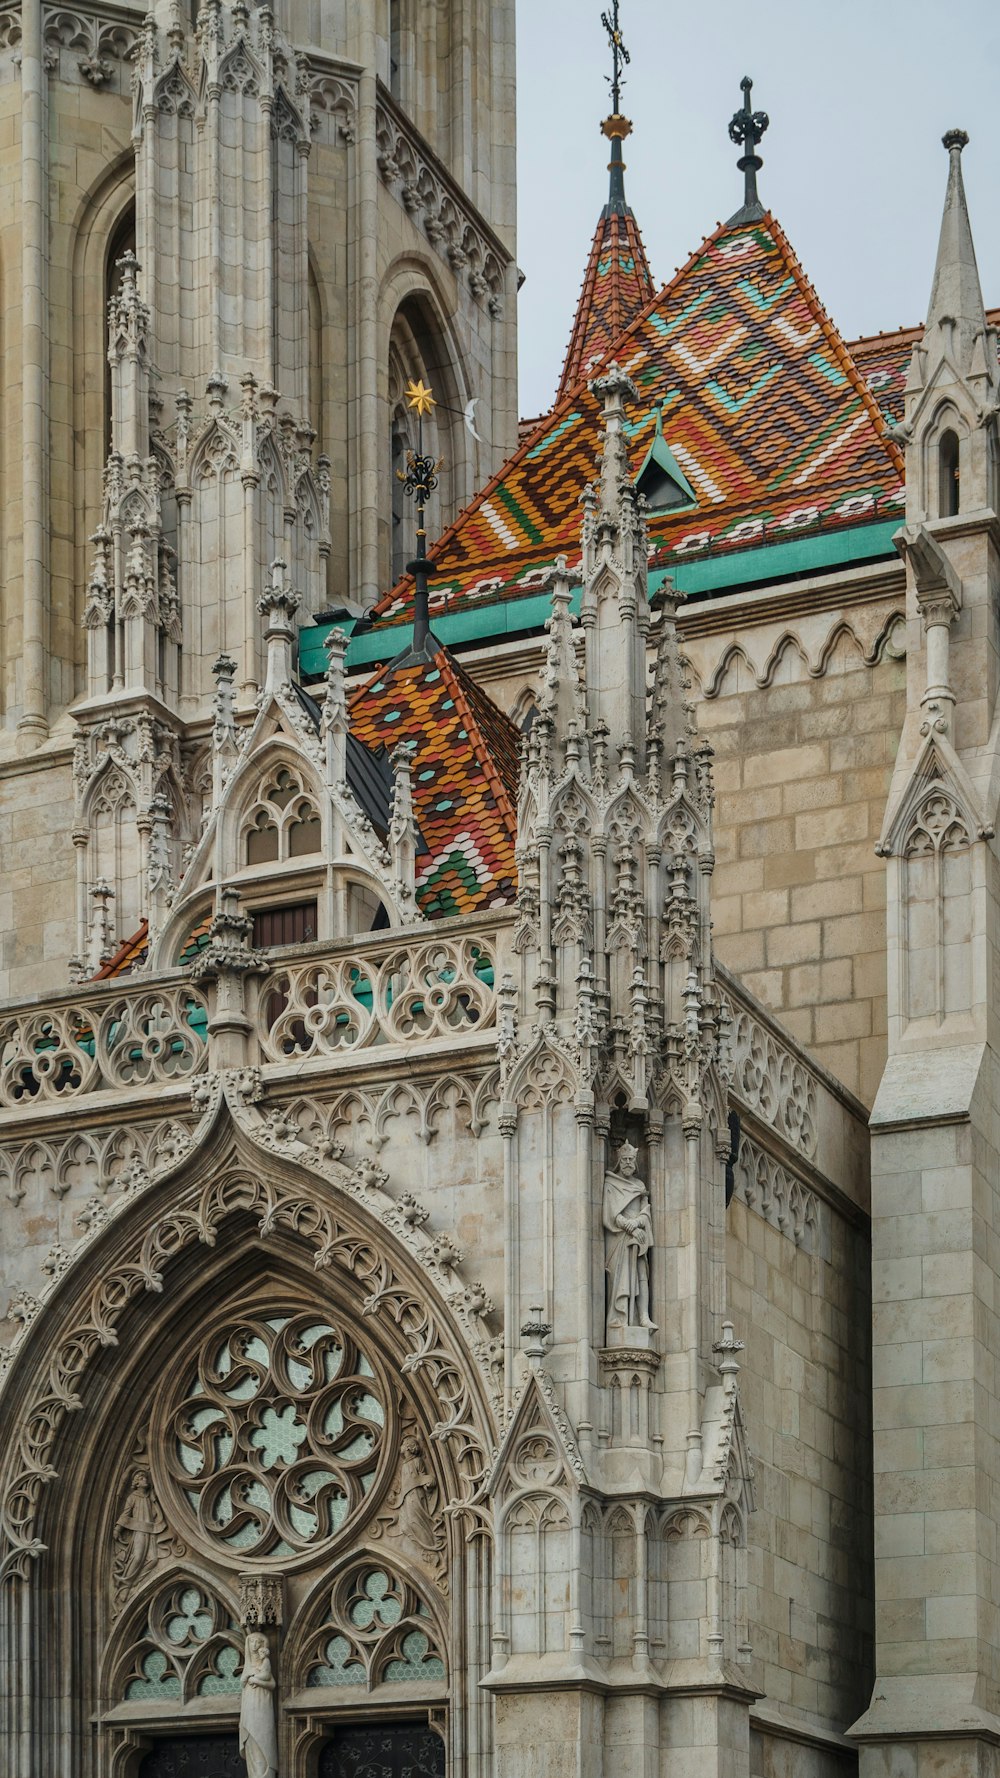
left=853, top=132, right=1000, bottom=1775
left=0, top=0, right=516, bottom=986
left=0, top=0, right=517, bottom=745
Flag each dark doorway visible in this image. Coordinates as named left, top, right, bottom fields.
left=319, top=1721, right=445, bottom=1778
left=138, top=1736, right=245, bottom=1777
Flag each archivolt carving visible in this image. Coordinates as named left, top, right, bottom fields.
left=301, top=1559, right=445, bottom=1691
left=732, top=1135, right=817, bottom=1249
left=726, top=1001, right=817, bottom=1158
left=701, top=610, right=906, bottom=698
left=0, top=1163, right=494, bottom=1581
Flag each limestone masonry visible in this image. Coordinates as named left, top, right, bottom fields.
left=0, top=6, right=996, bottom=1778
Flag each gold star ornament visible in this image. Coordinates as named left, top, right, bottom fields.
left=405, top=378, right=436, bottom=417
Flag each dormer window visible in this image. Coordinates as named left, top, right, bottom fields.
left=635, top=406, right=697, bottom=513
left=243, top=766, right=322, bottom=867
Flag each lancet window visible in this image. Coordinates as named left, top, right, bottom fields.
left=243, top=765, right=322, bottom=866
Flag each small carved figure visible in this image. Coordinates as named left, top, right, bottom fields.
left=239, top=1631, right=279, bottom=1778
left=602, top=1140, right=656, bottom=1337
left=112, top=1468, right=167, bottom=1604
left=373, top=1428, right=446, bottom=1586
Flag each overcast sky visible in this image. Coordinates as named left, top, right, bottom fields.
left=514, top=0, right=1000, bottom=419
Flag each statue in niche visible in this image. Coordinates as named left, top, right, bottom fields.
left=239, top=1630, right=279, bottom=1778
left=602, top=1139, right=656, bottom=1340
left=373, top=1423, right=447, bottom=1588
left=111, top=1465, right=181, bottom=1611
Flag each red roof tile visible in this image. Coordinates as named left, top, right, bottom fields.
left=349, top=646, right=519, bottom=919
left=375, top=213, right=905, bottom=629
left=556, top=201, right=655, bottom=405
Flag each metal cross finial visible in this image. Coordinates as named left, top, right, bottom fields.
left=601, top=1, right=630, bottom=115
left=728, top=75, right=769, bottom=216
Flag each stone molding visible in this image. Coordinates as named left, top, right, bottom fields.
left=375, top=81, right=510, bottom=310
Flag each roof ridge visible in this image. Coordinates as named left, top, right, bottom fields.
left=764, top=211, right=905, bottom=482
left=371, top=222, right=725, bottom=621
left=554, top=204, right=655, bottom=405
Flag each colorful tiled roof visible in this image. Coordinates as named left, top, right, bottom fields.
left=556, top=199, right=654, bottom=405
left=93, top=919, right=149, bottom=979
left=850, top=306, right=1000, bottom=428
left=350, top=644, right=519, bottom=918
left=375, top=213, right=905, bottom=629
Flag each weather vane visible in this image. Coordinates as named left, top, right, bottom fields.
left=601, top=1, right=630, bottom=115
left=397, top=380, right=443, bottom=653
left=728, top=76, right=769, bottom=219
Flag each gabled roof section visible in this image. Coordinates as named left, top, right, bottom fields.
left=349, top=645, right=519, bottom=919
left=93, top=919, right=149, bottom=979
left=850, top=306, right=1000, bottom=429
left=556, top=201, right=654, bottom=405
left=375, top=213, right=905, bottom=629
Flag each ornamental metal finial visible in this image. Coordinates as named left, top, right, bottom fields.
left=601, top=0, right=630, bottom=115
left=397, top=380, right=442, bottom=654
left=727, top=75, right=769, bottom=221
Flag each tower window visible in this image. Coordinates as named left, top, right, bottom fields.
left=939, top=429, right=960, bottom=517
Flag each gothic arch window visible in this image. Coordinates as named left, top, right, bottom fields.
left=387, top=295, right=466, bottom=585
left=939, top=427, right=961, bottom=516
left=243, top=765, right=322, bottom=866
left=104, top=201, right=137, bottom=456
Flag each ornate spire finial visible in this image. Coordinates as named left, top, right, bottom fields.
left=397, top=381, right=441, bottom=656
left=600, top=2, right=633, bottom=214
left=727, top=75, right=769, bottom=224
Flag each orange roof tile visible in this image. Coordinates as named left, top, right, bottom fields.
left=349, top=646, right=519, bottom=918
left=556, top=201, right=655, bottom=405
left=376, top=212, right=904, bottom=629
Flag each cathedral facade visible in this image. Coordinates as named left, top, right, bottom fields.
left=0, top=4, right=997, bottom=1777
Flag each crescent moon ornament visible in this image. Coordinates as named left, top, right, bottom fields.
left=464, top=398, right=484, bottom=444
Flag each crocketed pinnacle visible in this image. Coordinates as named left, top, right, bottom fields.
left=924, top=130, right=991, bottom=382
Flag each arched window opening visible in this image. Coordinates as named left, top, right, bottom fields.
left=243, top=766, right=322, bottom=865
left=104, top=202, right=136, bottom=457
left=939, top=429, right=961, bottom=517
left=387, top=296, right=464, bottom=586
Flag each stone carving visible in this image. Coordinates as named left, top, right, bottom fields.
left=375, top=92, right=508, bottom=307
left=602, top=1141, right=656, bottom=1339
left=302, top=1561, right=445, bottom=1691
left=0, top=985, right=208, bottom=1108
left=113, top=1578, right=244, bottom=1704
left=239, top=1632, right=278, bottom=1778
left=42, top=7, right=140, bottom=92
left=373, top=1423, right=447, bottom=1589
left=260, top=934, right=498, bottom=1060
left=732, top=1135, right=817, bottom=1250
left=284, top=1068, right=500, bottom=1159
left=725, top=996, right=818, bottom=1158
left=239, top=1572, right=284, bottom=1628
left=0, top=1116, right=199, bottom=1208
left=0, top=1166, right=497, bottom=1581
left=112, top=1462, right=184, bottom=1612
left=161, top=1310, right=390, bottom=1561
left=698, top=609, right=906, bottom=698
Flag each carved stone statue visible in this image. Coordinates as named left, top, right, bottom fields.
left=373, top=1425, right=446, bottom=1587
left=602, top=1140, right=656, bottom=1339
left=239, top=1631, right=279, bottom=1778
left=111, top=1468, right=167, bottom=1607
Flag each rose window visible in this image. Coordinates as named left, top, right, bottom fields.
left=163, top=1313, right=389, bottom=1560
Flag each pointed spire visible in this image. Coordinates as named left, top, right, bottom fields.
left=726, top=75, right=769, bottom=226
left=258, top=559, right=300, bottom=693
left=554, top=3, right=653, bottom=404
left=925, top=130, right=993, bottom=387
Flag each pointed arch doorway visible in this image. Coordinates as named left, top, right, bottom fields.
left=318, top=1721, right=445, bottom=1777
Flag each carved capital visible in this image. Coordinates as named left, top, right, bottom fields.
left=239, top=1571, right=284, bottom=1628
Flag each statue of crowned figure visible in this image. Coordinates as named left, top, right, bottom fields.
left=602, top=1139, right=657, bottom=1345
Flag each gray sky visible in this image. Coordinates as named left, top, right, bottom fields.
left=515, top=0, right=1000, bottom=419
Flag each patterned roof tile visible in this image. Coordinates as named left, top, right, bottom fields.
left=350, top=645, right=519, bottom=919
left=556, top=202, right=655, bottom=404
left=375, top=213, right=905, bottom=628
